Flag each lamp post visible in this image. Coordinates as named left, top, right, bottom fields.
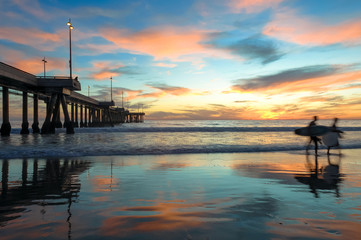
left=122, top=91, right=124, bottom=108
left=66, top=19, right=74, bottom=79
left=88, top=85, right=90, bottom=97
left=110, top=76, right=113, bottom=102
left=42, top=57, right=47, bottom=78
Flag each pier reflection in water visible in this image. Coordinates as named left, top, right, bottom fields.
left=0, top=158, right=91, bottom=239
left=1, top=152, right=361, bottom=239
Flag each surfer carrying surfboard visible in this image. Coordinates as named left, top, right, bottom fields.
left=324, top=118, right=344, bottom=155
left=306, top=116, right=322, bottom=155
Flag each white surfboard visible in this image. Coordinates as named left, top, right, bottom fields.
left=322, top=132, right=339, bottom=147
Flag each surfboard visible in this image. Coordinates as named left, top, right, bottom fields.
left=322, top=132, right=339, bottom=147
left=294, top=125, right=330, bottom=136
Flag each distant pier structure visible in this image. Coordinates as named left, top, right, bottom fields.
left=0, top=62, right=145, bottom=136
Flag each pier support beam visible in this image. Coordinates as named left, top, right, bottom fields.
left=107, top=109, right=114, bottom=127
left=56, top=108, right=62, bottom=128
left=71, top=102, right=74, bottom=127
left=88, top=108, right=92, bottom=127
left=74, top=103, right=79, bottom=128
left=41, top=93, right=56, bottom=134
left=60, top=95, right=74, bottom=134
left=1, top=87, right=11, bottom=136
left=80, top=105, right=84, bottom=128
left=84, top=106, right=88, bottom=127
left=32, top=94, right=40, bottom=133
left=41, top=93, right=74, bottom=134
left=20, top=91, right=29, bottom=134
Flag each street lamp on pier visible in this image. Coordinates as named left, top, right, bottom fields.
left=42, top=57, right=47, bottom=78
left=110, top=76, right=113, bottom=102
left=66, top=19, right=74, bottom=79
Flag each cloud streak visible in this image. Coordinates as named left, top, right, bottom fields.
left=263, top=8, right=361, bottom=45
left=231, top=64, right=349, bottom=91
left=228, top=0, right=284, bottom=13
left=227, top=35, right=283, bottom=64
left=0, top=27, right=63, bottom=51
left=88, top=61, right=141, bottom=80
left=98, top=26, right=236, bottom=64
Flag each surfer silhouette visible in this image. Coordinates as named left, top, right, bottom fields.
left=306, top=116, right=321, bottom=155
left=325, top=118, right=344, bottom=155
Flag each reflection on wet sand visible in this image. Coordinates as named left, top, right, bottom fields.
left=100, top=200, right=206, bottom=237
left=268, top=218, right=361, bottom=239
left=0, top=158, right=91, bottom=239
left=295, top=154, right=342, bottom=198
left=1, top=152, right=361, bottom=239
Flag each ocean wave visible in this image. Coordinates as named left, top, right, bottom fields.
left=9, top=126, right=361, bottom=134
left=1, top=143, right=360, bottom=159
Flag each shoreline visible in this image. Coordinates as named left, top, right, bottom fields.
left=2, top=147, right=360, bottom=160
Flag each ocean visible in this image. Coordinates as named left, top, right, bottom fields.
left=2, top=119, right=361, bottom=158
left=1, top=120, right=361, bottom=239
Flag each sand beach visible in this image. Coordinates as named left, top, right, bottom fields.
left=1, top=149, right=361, bottom=239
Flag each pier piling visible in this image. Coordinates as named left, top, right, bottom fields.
left=1, top=87, right=11, bottom=136
left=21, top=91, right=29, bottom=134
left=32, top=94, right=40, bottom=133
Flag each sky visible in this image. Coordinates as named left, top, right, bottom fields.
left=1, top=0, right=361, bottom=120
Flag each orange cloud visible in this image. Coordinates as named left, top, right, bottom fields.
left=90, top=61, right=125, bottom=80
left=228, top=0, right=283, bottom=13
left=138, top=84, right=192, bottom=99
left=0, top=27, right=62, bottom=51
left=153, top=62, right=177, bottom=68
left=230, top=68, right=361, bottom=95
left=99, top=26, right=207, bottom=61
left=99, top=26, right=234, bottom=63
left=92, top=71, right=117, bottom=80
left=16, top=58, right=67, bottom=75
left=263, top=9, right=361, bottom=45
left=0, top=45, right=67, bottom=74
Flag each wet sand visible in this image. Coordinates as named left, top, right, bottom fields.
left=1, top=149, right=361, bottom=239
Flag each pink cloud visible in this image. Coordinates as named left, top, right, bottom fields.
left=0, top=27, right=63, bottom=51
left=98, top=26, right=235, bottom=63
left=13, top=0, right=48, bottom=19
left=76, top=43, right=120, bottom=56
left=0, top=45, right=67, bottom=74
left=228, top=0, right=283, bottom=13
left=89, top=61, right=125, bottom=80
left=263, top=8, right=361, bottom=45
left=146, top=84, right=192, bottom=96
left=15, top=58, right=67, bottom=75
left=99, top=27, right=208, bottom=61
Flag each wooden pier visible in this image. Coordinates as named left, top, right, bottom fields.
left=0, top=62, right=145, bottom=136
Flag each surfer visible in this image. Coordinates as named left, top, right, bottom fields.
left=306, top=116, right=322, bottom=155
left=326, top=118, right=344, bottom=155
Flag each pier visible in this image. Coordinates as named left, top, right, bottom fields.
left=0, top=62, right=145, bottom=136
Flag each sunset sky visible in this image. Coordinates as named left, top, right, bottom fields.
left=1, top=0, right=361, bottom=120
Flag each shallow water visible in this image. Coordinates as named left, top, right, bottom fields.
left=1, top=120, right=361, bottom=158
left=1, top=150, right=361, bottom=239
